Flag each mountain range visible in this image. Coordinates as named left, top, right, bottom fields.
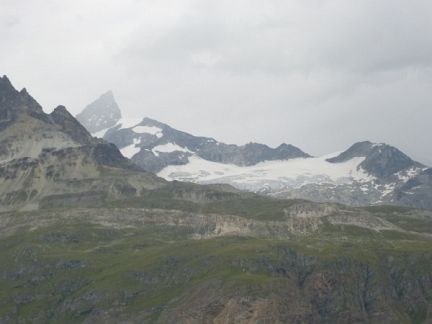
left=77, top=91, right=432, bottom=209
left=1, top=76, right=432, bottom=323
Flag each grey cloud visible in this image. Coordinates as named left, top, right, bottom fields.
left=1, top=0, right=432, bottom=164
left=119, top=0, right=432, bottom=75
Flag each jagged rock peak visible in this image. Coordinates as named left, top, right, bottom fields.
left=0, top=75, right=21, bottom=104
left=0, top=75, right=14, bottom=90
left=0, top=76, right=30, bottom=100
left=76, top=90, right=121, bottom=133
left=0, top=75, right=43, bottom=119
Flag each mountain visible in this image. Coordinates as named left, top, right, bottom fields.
left=2, top=75, right=306, bottom=215
left=326, top=141, right=423, bottom=178
left=0, top=76, right=316, bottom=214
left=76, top=90, right=121, bottom=134
left=0, top=76, right=93, bottom=163
left=78, top=92, right=430, bottom=209
left=1, top=77, right=432, bottom=322
left=0, top=76, right=166, bottom=212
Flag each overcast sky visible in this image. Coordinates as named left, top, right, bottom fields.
left=1, top=0, right=432, bottom=164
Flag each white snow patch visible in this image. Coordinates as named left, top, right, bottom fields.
left=360, top=186, right=370, bottom=192
left=396, top=167, right=421, bottom=182
left=132, top=126, right=163, bottom=138
left=117, top=118, right=143, bottom=129
left=92, top=128, right=110, bottom=138
left=120, top=138, right=141, bottom=158
left=152, top=143, right=192, bottom=156
left=382, top=183, right=396, bottom=196
left=320, top=151, right=343, bottom=159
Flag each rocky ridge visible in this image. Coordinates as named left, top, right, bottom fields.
left=0, top=76, right=165, bottom=212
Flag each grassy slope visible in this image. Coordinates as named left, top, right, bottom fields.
left=0, top=213, right=431, bottom=323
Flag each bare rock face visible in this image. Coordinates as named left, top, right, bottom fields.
left=0, top=76, right=120, bottom=160
left=0, top=76, right=96, bottom=163
left=50, top=105, right=94, bottom=145
left=76, top=91, right=121, bottom=134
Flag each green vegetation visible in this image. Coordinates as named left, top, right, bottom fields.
left=106, top=188, right=305, bottom=221
left=0, top=211, right=431, bottom=323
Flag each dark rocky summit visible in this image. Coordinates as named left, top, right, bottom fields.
left=327, top=141, right=422, bottom=178
left=0, top=76, right=46, bottom=125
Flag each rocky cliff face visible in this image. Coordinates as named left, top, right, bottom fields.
left=0, top=76, right=45, bottom=123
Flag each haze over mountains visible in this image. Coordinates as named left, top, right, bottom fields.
left=77, top=91, right=432, bottom=209
left=1, top=75, right=432, bottom=322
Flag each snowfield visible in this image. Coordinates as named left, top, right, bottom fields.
left=152, top=143, right=192, bottom=156
left=157, top=153, right=376, bottom=191
left=92, top=127, right=111, bottom=138
left=132, top=125, right=163, bottom=138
